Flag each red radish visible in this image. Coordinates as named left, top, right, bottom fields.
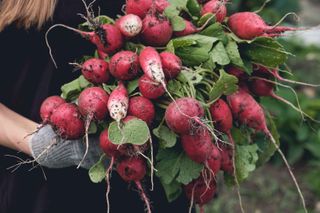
left=100, top=129, right=122, bottom=158
left=125, top=0, right=152, bottom=19
left=40, top=96, right=66, bottom=123
left=209, top=99, right=232, bottom=134
left=228, top=12, right=298, bottom=40
left=141, top=12, right=173, bottom=46
left=108, top=82, right=129, bottom=123
left=206, top=143, right=222, bottom=174
left=78, top=87, right=109, bottom=121
left=77, top=87, right=109, bottom=168
left=220, top=145, right=233, bottom=175
left=80, top=58, right=110, bottom=84
left=97, top=50, right=108, bottom=60
left=227, top=89, right=307, bottom=211
left=184, top=173, right=216, bottom=211
left=115, top=14, right=143, bottom=38
left=138, top=74, right=166, bottom=99
left=160, top=52, right=182, bottom=79
left=227, top=67, right=249, bottom=82
left=117, top=156, right=151, bottom=213
left=46, top=24, right=123, bottom=67
left=165, top=97, right=205, bottom=134
left=155, top=0, right=170, bottom=12
left=181, top=130, right=213, bottom=163
left=201, top=0, right=227, bottom=23
left=109, top=51, right=140, bottom=81
left=128, top=96, right=155, bottom=126
left=50, top=103, right=85, bottom=139
left=174, top=20, right=198, bottom=37
left=139, top=47, right=166, bottom=86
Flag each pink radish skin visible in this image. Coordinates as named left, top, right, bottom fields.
left=184, top=173, right=216, bottom=205
left=108, top=82, right=129, bottom=122
left=128, top=96, right=155, bottom=126
left=78, top=87, right=109, bottom=121
left=227, top=89, right=269, bottom=133
left=181, top=130, right=213, bottom=163
left=141, top=13, right=173, bottom=46
left=206, top=143, right=222, bottom=174
left=220, top=146, right=234, bottom=174
left=50, top=103, right=85, bottom=139
left=115, top=14, right=143, bottom=38
left=40, top=96, right=66, bottom=123
left=209, top=99, right=233, bottom=134
left=125, top=0, right=152, bottom=19
left=165, top=97, right=205, bottom=134
left=81, top=58, right=110, bottom=84
left=160, top=52, right=182, bottom=79
left=97, top=50, right=108, bottom=60
left=109, top=51, right=140, bottom=80
left=201, top=0, right=227, bottom=23
left=228, top=12, right=298, bottom=40
left=138, top=74, right=166, bottom=99
left=99, top=129, right=124, bottom=158
left=139, top=47, right=166, bottom=84
left=227, top=67, right=249, bottom=82
left=155, top=0, right=170, bottom=12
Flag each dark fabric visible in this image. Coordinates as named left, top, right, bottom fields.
left=0, top=0, right=190, bottom=213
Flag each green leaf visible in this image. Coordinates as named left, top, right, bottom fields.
left=225, top=39, right=246, bottom=71
left=243, top=37, right=290, bottom=68
left=153, top=124, right=177, bottom=148
left=168, top=0, right=188, bottom=10
left=88, top=122, right=97, bottom=134
left=180, top=70, right=203, bottom=85
left=186, top=0, right=201, bottom=18
left=171, top=16, right=186, bottom=32
left=88, top=154, right=106, bottom=183
left=61, top=75, right=92, bottom=101
left=108, top=118, right=150, bottom=145
left=79, top=15, right=115, bottom=30
left=199, top=23, right=227, bottom=43
left=256, top=112, right=280, bottom=166
left=156, top=149, right=203, bottom=185
left=124, top=42, right=145, bottom=54
left=209, top=70, right=238, bottom=101
left=210, top=42, right=230, bottom=66
left=127, top=79, right=139, bottom=95
left=235, top=144, right=259, bottom=182
left=174, top=35, right=219, bottom=66
left=78, top=75, right=92, bottom=88
left=197, top=13, right=216, bottom=26
left=102, top=84, right=116, bottom=94
left=160, top=180, right=182, bottom=203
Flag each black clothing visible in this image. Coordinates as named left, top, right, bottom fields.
left=0, top=0, right=189, bottom=212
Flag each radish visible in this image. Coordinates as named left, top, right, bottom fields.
left=128, top=96, right=155, bottom=126
left=227, top=89, right=307, bottom=211
left=141, top=12, right=173, bottom=46
left=184, top=172, right=216, bottom=213
left=76, top=58, right=110, bottom=84
left=228, top=12, right=298, bottom=40
left=78, top=87, right=109, bottom=167
left=109, top=51, right=140, bottom=81
left=206, top=143, right=221, bottom=174
left=220, top=145, right=233, bottom=175
left=155, top=0, right=170, bottom=13
left=201, top=0, right=227, bottom=23
left=165, top=97, right=205, bottom=134
left=138, top=74, right=166, bottom=99
left=117, top=156, right=151, bottom=213
left=181, top=130, right=213, bottom=163
left=227, top=67, right=248, bottom=82
left=125, top=0, right=152, bottom=19
left=160, top=52, right=182, bottom=79
left=174, top=20, right=198, bottom=37
left=108, top=82, right=129, bottom=124
left=40, top=96, right=66, bottom=123
left=115, top=14, right=143, bottom=38
left=46, top=24, right=123, bottom=68
left=50, top=103, right=85, bottom=139
left=139, top=47, right=166, bottom=87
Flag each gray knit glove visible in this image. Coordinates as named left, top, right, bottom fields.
left=29, top=125, right=103, bottom=169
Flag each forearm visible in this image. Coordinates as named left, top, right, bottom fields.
left=0, top=103, right=38, bottom=155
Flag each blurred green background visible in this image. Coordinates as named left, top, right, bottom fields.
left=205, top=0, right=320, bottom=212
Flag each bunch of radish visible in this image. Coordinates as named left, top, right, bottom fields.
left=38, top=0, right=318, bottom=212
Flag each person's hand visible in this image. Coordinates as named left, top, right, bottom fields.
left=29, top=125, right=102, bottom=169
